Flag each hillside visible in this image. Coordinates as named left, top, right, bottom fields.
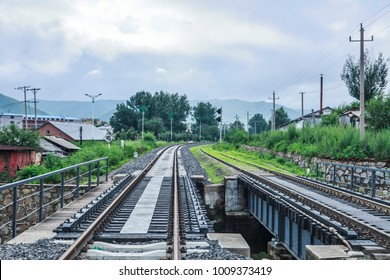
left=0, top=93, right=47, bottom=115
left=37, top=99, right=125, bottom=121
left=1, top=92, right=300, bottom=124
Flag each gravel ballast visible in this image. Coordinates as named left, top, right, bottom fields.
left=0, top=144, right=249, bottom=260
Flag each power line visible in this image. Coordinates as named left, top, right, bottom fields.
left=363, top=3, right=390, bottom=27
left=275, top=2, right=390, bottom=96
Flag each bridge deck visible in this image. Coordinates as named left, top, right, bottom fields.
left=267, top=176, right=390, bottom=233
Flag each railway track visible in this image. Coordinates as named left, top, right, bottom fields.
left=56, top=145, right=211, bottom=260
left=200, top=147, right=390, bottom=249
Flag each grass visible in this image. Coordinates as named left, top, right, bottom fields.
left=190, top=144, right=314, bottom=184
left=189, top=145, right=237, bottom=184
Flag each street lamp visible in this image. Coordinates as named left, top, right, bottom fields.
left=167, top=112, right=176, bottom=142
left=137, top=105, right=148, bottom=140
left=85, top=93, right=102, bottom=140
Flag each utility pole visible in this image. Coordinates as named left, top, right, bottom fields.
left=85, top=93, right=102, bottom=140
left=320, top=74, right=324, bottom=115
left=246, top=111, right=250, bottom=132
left=15, top=85, right=30, bottom=129
left=269, top=90, right=279, bottom=131
left=27, top=88, right=41, bottom=129
left=349, top=23, right=373, bottom=138
left=79, top=126, right=83, bottom=146
left=299, top=92, right=305, bottom=119
left=234, top=114, right=239, bottom=130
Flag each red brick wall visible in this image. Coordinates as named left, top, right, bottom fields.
left=0, top=150, right=36, bottom=176
left=38, top=123, right=73, bottom=142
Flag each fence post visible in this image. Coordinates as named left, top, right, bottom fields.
left=333, top=164, right=336, bottom=185
left=39, top=178, right=44, bottom=222
left=315, top=163, right=319, bottom=180
left=12, top=186, right=17, bottom=238
left=371, top=170, right=376, bottom=198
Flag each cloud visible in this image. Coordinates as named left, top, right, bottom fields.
left=84, top=68, right=102, bottom=78
left=155, top=67, right=167, bottom=74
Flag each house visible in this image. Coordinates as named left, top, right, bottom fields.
left=0, top=145, right=37, bottom=176
left=43, top=136, right=80, bottom=154
left=339, top=110, right=360, bottom=129
left=38, top=121, right=107, bottom=141
left=40, top=136, right=80, bottom=158
left=278, top=106, right=333, bottom=131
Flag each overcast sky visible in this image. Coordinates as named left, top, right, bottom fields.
left=0, top=0, right=389, bottom=112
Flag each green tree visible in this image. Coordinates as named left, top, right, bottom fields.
left=110, top=102, right=138, bottom=133
left=0, top=124, right=40, bottom=149
left=366, top=95, right=390, bottom=131
left=248, top=113, right=269, bottom=134
left=110, top=91, right=191, bottom=137
left=193, top=102, right=218, bottom=125
left=274, top=107, right=290, bottom=128
left=341, top=50, right=389, bottom=102
left=192, top=102, right=219, bottom=141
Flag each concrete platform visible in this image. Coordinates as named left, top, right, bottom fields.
left=305, top=245, right=349, bottom=260
left=7, top=181, right=114, bottom=244
left=207, top=233, right=250, bottom=257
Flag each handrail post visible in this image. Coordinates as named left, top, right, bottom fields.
left=12, top=186, right=17, bottom=238
left=350, top=167, right=354, bottom=190
left=315, top=162, right=318, bottom=181
left=39, top=179, right=44, bottom=222
left=96, top=161, right=100, bottom=187
left=105, top=158, right=109, bottom=182
left=76, top=167, right=80, bottom=198
left=60, top=172, right=65, bottom=208
left=371, top=170, right=376, bottom=198
left=87, top=163, right=92, bottom=192
left=333, top=164, right=336, bottom=185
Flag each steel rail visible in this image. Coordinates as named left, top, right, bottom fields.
left=172, top=145, right=181, bottom=260
left=203, top=149, right=390, bottom=214
left=200, top=148, right=390, bottom=249
left=59, top=146, right=172, bottom=260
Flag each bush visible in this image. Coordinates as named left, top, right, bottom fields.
left=143, top=132, right=157, bottom=145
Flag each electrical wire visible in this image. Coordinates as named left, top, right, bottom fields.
left=275, top=2, right=390, bottom=96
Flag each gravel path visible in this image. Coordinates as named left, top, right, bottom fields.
left=0, top=144, right=250, bottom=260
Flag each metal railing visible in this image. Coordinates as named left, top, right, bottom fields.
left=315, top=161, right=390, bottom=199
left=0, top=157, right=108, bottom=242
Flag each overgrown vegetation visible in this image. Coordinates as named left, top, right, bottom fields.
left=0, top=124, right=40, bottom=149
left=224, top=124, right=390, bottom=161
left=210, top=143, right=312, bottom=176
left=17, top=138, right=166, bottom=180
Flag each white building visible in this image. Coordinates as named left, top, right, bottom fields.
left=0, top=113, right=24, bottom=128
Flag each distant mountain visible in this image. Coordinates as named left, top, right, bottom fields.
left=0, top=93, right=47, bottom=115
left=189, top=99, right=300, bottom=124
left=36, top=99, right=125, bottom=121
left=1, top=92, right=300, bottom=124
